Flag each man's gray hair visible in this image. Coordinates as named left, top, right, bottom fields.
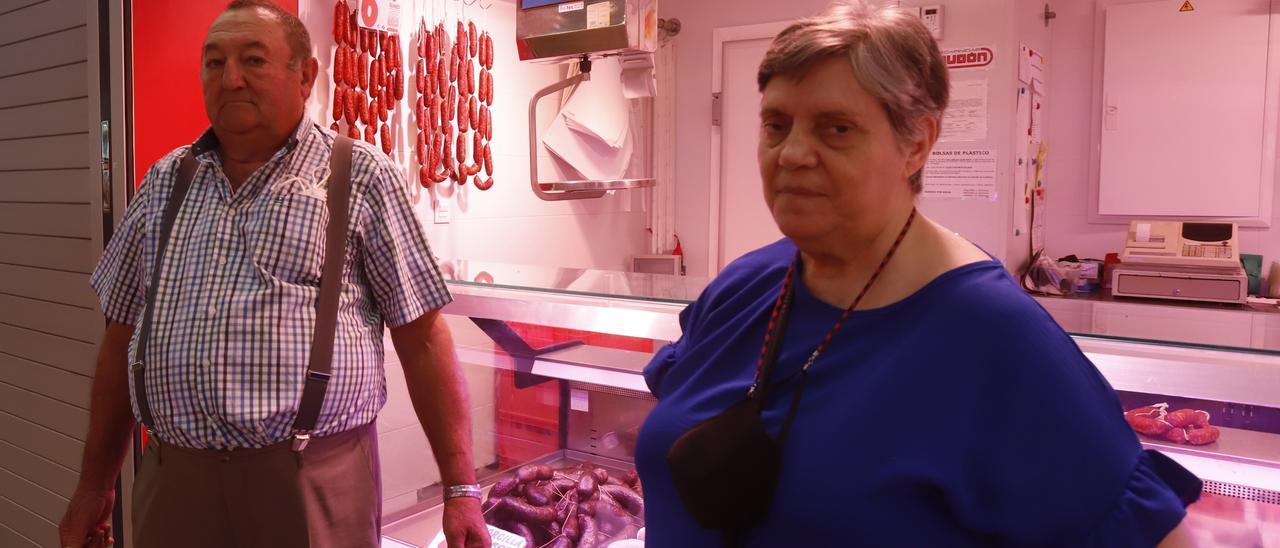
left=757, top=0, right=948, bottom=193
left=224, top=0, right=312, bottom=69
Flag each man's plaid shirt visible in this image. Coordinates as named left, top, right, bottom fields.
left=91, top=120, right=450, bottom=449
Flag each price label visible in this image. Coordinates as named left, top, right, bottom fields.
left=356, top=0, right=401, bottom=33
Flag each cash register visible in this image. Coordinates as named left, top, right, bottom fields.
left=1111, top=221, right=1248, bottom=304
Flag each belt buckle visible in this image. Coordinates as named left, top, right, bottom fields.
left=291, top=431, right=311, bottom=452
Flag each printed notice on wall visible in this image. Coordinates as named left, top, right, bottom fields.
left=938, top=79, right=988, bottom=142
left=922, top=148, right=997, bottom=200
left=587, top=1, right=611, bottom=29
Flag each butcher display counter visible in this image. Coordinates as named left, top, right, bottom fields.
left=376, top=260, right=1280, bottom=547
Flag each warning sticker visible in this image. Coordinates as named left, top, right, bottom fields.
left=1179, top=1, right=1194, bottom=12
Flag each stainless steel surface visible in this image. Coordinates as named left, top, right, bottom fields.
left=537, top=177, right=657, bottom=192
left=516, top=0, right=654, bottom=64
left=1139, top=426, right=1280, bottom=469
left=445, top=279, right=688, bottom=342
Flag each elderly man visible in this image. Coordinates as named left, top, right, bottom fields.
left=58, top=1, right=489, bottom=547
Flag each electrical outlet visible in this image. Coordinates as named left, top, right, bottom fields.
left=920, top=5, right=943, bottom=40
left=434, top=198, right=450, bottom=224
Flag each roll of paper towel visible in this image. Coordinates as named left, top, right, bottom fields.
left=1135, top=223, right=1151, bottom=243
left=620, top=51, right=656, bottom=99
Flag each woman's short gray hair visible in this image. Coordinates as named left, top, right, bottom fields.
left=757, top=0, right=948, bottom=193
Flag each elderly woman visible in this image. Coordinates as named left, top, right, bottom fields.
left=633, top=1, right=1201, bottom=546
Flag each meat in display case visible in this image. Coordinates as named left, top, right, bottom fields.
left=377, top=261, right=1280, bottom=546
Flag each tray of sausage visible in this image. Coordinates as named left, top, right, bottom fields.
left=481, top=450, right=645, bottom=548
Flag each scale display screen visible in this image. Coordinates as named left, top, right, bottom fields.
left=521, top=0, right=566, bottom=8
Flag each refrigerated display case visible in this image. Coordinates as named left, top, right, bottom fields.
left=375, top=261, right=1280, bottom=547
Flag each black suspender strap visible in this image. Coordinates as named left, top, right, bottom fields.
left=291, top=135, right=355, bottom=451
left=131, top=152, right=198, bottom=430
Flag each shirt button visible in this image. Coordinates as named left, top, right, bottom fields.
left=200, top=359, right=211, bottom=368
left=206, top=305, right=217, bottom=317
left=218, top=255, right=228, bottom=267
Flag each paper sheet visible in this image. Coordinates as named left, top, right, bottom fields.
left=543, top=109, right=634, bottom=181
left=562, top=58, right=631, bottom=149
left=938, top=79, right=988, bottom=142
left=922, top=148, right=998, bottom=200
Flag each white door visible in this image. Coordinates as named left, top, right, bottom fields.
left=710, top=23, right=789, bottom=273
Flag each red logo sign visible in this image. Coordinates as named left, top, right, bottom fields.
left=945, top=47, right=994, bottom=69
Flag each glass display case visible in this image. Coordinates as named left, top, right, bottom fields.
left=375, top=261, right=1280, bottom=547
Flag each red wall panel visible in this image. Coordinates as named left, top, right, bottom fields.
left=131, top=0, right=299, bottom=188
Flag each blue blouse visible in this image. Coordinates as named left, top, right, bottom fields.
left=635, top=239, right=1200, bottom=547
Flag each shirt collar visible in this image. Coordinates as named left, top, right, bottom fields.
left=189, top=117, right=314, bottom=161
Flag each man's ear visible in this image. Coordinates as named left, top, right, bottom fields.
left=300, top=56, right=319, bottom=100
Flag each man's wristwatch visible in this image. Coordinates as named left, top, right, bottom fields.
left=444, top=483, right=482, bottom=501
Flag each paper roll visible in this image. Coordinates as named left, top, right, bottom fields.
left=621, top=66, right=655, bottom=98
left=1135, top=223, right=1152, bottom=243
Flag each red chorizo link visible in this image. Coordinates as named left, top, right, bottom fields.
left=333, top=47, right=344, bottom=88
left=363, top=123, right=376, bottom=145
left=348, top=10, right=359, bottom=48
left=416, top=59, right=426, bottom=94
left=344, top=87, right=358, bottom=124
left=1185, top=425, right=1220, bottom=445
left=415, top=131, right=425, bottom=165
left=468, top=58, right=476, bottom=97
left=428, top=26, right=438, bottom=61
left=346, top=123, right=360, bottom=139
left=474, top=176, right=494, bottom=190
left=332, top=86, right=345, bottom=121
left=484, top=69, right=493, bottom=106
left=484, top=32, right=494, bottom=70
left=1167, top=409, right=1210, bottom=428
left=437, top=58, right=449, bottom=97
left=447, top=85, right=457, bottom=123
left=418, top=165, right=431, bottom=187
left=484, top=142, right=492, bottom=176
left=393, top=68, right=404, bottom=100
left=358, top=93, right=369, bottom=124
left=380, top=124, right=392, bottom=154
left=469, top=95, right=478, bottom=129
left=457, top=21, right=467, bottom=57
left=469, top=21, right=479, bottom=57
left=348, top=47, right=359, bottom=87
left=458, top=96, right=469, bottom=132
left=485, top=104, right=492, bottom=141
left=1127, top=414, right=1172, bottom=437
left=378, top=95, right=388, bottom=122
left=418, top=21, right=428, bottom=58
left=330, top=122, right=340, bottom=133
left=358, top=51, right=369, bottom=89
left=456, top=132, right=467, bottom=170
left=429, top=96, right=440, bottom=131
left=334, top=1, right=345, bottom=44
left=370, top=29, right=380, bottom=58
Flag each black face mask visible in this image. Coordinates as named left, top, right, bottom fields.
left=665, top=281, right=804, bottom=537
